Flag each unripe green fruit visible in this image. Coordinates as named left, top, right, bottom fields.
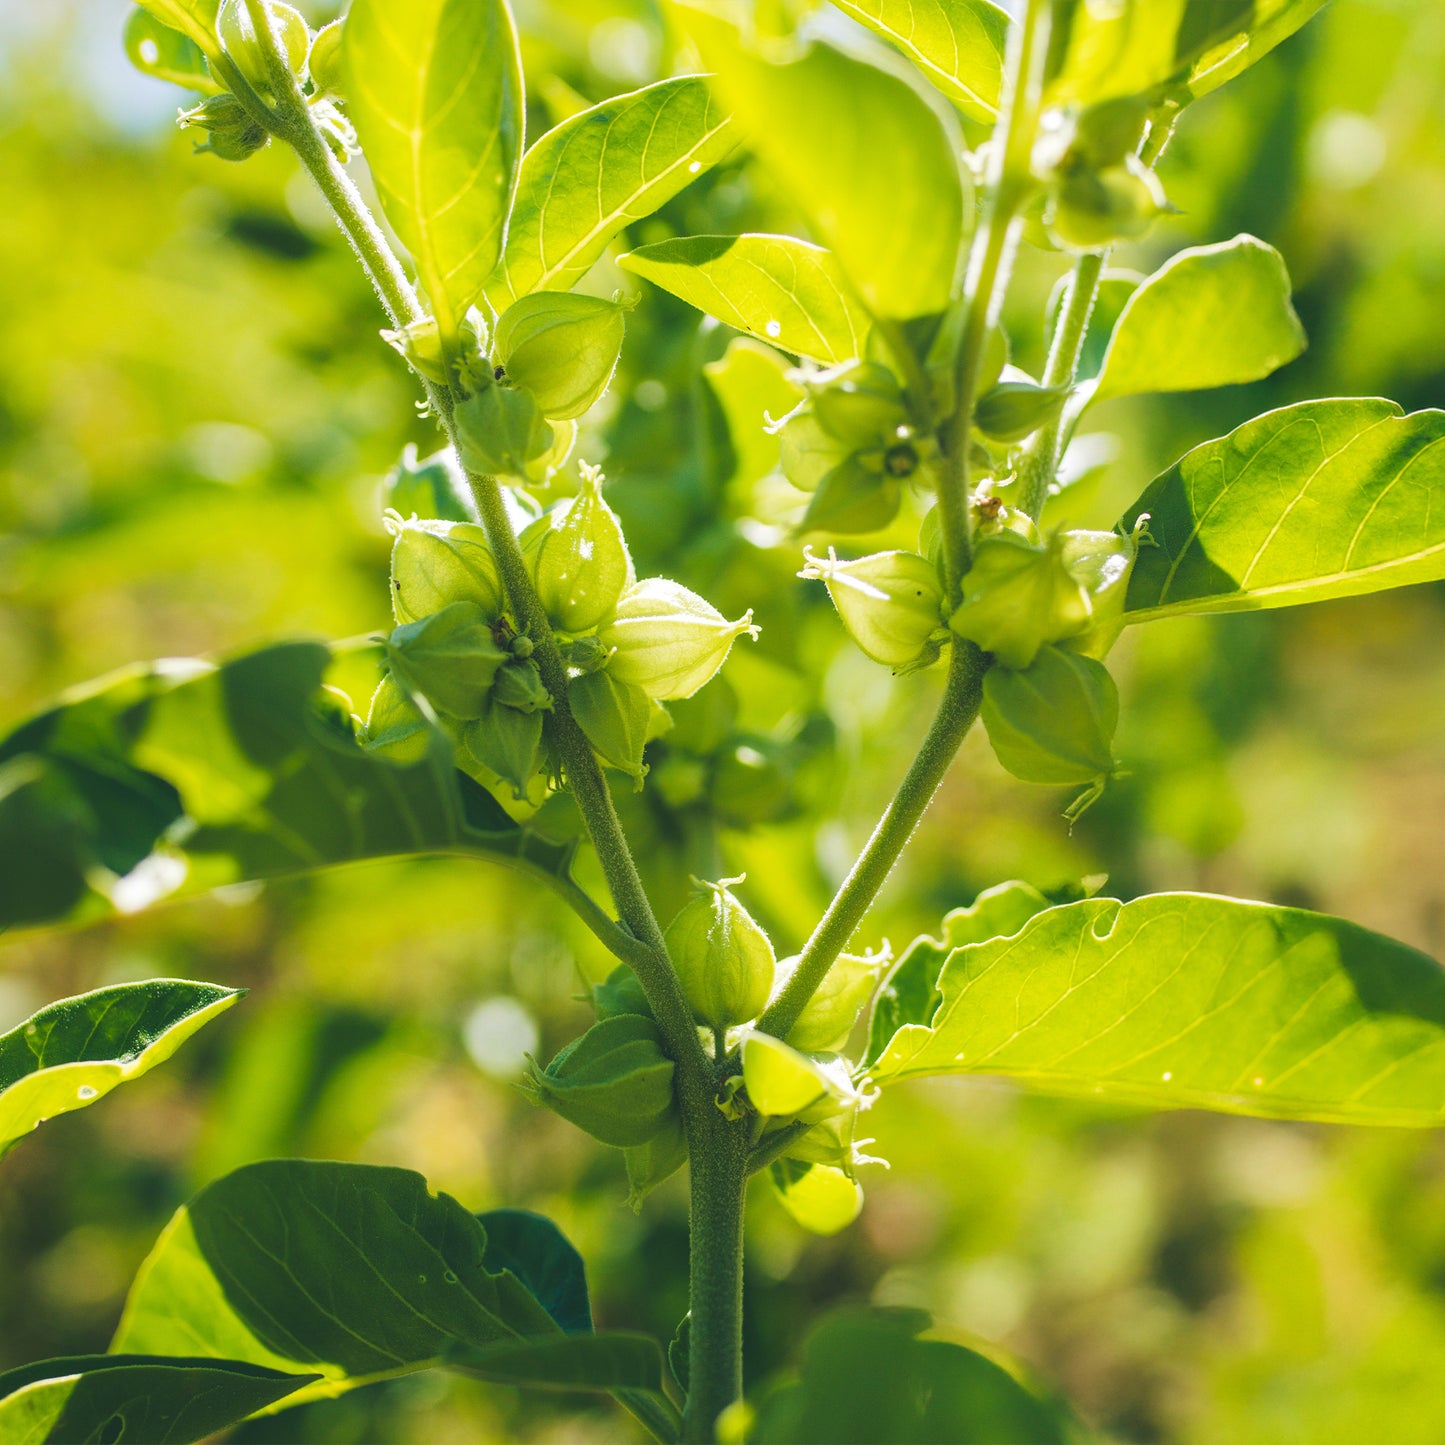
left=454, top=383, right=553, bottom=478
left=522, top=1014, right=677, bottom=1149
left=218, top=0, right=309, bottom=94
left=306, top=19, right=344, bottom=96
left=462, top=696, right=546, bottom=800
left=981, top=644, right=1117, bottom=786
left=808, top=360, right=908, bottom=449
left=389, top=518, right=503, bottom=624
left=530, top=480, right=631, bottom=632
left=593, top=964, right=653, bottom=1021
left=386, top=603, right=507, bottom=720
left=781, top=950, right=886, bottom=1054
left=800, top=457, right=902, bottom=535
left=177, top=94, right=267, bottom=162
left=600, top=579, right=758, bottom=701
left=569, top=669, right=650, bottom=782
left=799, top=548, right=947, bottom=673
left=361, top=673, right=431, bottom=765
left=664, top=877, right=776, bottom=1032
left=741, top=1033, right=859, bottom=1119
left=974, top=379, right=1070, bottom=443
left=493, top=291, right=627, bottom=420
left=1057, top=518, right=1146, bottom=657
left=624, top=1114, right=688, bottom=1209
left=491, top=657, right=553, bottom=715
left=769, top=1159, right=863, bottom=1236
left=949, top=530, right=1091, bottom=670
left=1047, top=154, right=1169, bottom=253
left=778, top=411, right=851, bottom=495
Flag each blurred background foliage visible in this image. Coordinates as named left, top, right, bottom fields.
left=2, top=1, right=1444, bottom=1441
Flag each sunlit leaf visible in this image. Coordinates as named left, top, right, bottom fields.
left=830, top=0, right=1012, bottom=122
left=0, top=642, right=574, bottom=932
left=0, top=981, right=241, bottom=1159
left=344, top=0, right=524, bottom=342
left=1047, top=0, right=1327, bottom=108
left=0, top=1356, right=314, bottom=1445
left=620, top=234, right=870, bottom=365
left=487, top=76, right=733, bottom=305
left=112, top=1161, right=562, bottom=1408
left=1089, top=235, right=1305, bottom=405
left=124, top=9, right=219, bottom=92
left=1120, top=400, right=1445, bottom=623
left=747, top=1308, right=1069, bottom=1444
left=677, top=3, right=968, bottom=320
left=133, top=0, right=218, bottom=54
left=871, top=893, right=1445, bottom=1126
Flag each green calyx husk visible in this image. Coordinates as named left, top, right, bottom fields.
left=664, top=875, right=776, bottom=1032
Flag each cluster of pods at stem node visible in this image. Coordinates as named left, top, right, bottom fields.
left=525, top=875, right=885, bottom=1231
left=361, top=461, right=756, bottom=813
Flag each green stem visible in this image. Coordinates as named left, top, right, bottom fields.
left=757, top=642, right=987, bottom=1042
left=682, top=1112, right=749, bottom=1444
left=937, top=0, right=1052, bottom=599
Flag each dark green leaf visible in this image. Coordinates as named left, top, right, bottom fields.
left=0, top=981, right=241, bottom=1158
left=0, top=1356, right=314, bottom=1445
left=0, top=641, right=573, bottom=932
left=487, top=77, right=733, bottom=306
left=831, top=0, right=1011, bottom=122
left=747, top=1308, right=1069, bottom=1444
left=679, top=4, right=968, bottom=321
left=620, top=234, right=870, bottom=365
left=477, top=1209, right=592, bottom=1335
left=871, top=893, right=1445, bottom=1126
left=112, top=1161, right=562, bottom=1407
left=447, top=1332, right=664, bottom=1393
left=1089, top=236, right=1305, bottom=406
left=344, top=0, right=524, bottom=342
left=1120, top=400, right=1445, bottom=623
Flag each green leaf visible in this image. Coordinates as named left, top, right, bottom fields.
left=870, top=893, right=1445, bottom=1126
left=1046, top=0, right=1326, bottom=108
left=487, top=77, right=733, bottom=306
left=0, top=642, right=574, bottom=932
left=344, top=0, right=524, bottom=342
left=1089, top=235, right=1305, bottom=406
left=447, top=1333, right=664, bottom=1392
left=0, top=981, right=241, bottom=1159
left=619, top=234, right=870, bottom=365
left=124, top=9, right=219, bottom=92
left=866, top=881, right=1051, bottom=1067
left=133, top=0, right=218, bottom=54
left=476, top=1209, right=592, bottom=1335
left=1119, top=400, right=1445, bottom=623
left=829, top=0, right=1012, bottom=122
left=112, top=1161, right=563, bottom=1409
left=747, top=1308, right=1069, bottom=1444
left=678, top=4, right=968, bottom=320
left=0, top=1356, right=315, bottom=1445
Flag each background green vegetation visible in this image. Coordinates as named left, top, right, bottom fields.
left=2, top=1, right=1444, bottom=1440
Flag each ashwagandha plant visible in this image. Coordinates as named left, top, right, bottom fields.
left=3, top=0, right=1444, bottom=1439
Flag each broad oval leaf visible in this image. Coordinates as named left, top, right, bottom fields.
left=830, top=0, right=1012, bottom=122
left=344, top=0, right=524, bottom=342
left=0, top=1356, right=315, bottom=1445
left=679, top=3, right=969, bottom=321
left=134, top=0, right=218, bottom=55
left=0, top=981, right=241, bottom=1158
left=871, top=893, right=1445, bottom=1126
left=1089, top=235, right=1305, bottom=406
left=124, top=10, right=219, bottom=93
left=747, top=1308, right=1069, bottom=1444
left=487, top=76, right=733, bottom=306
left=1046, top=0, right=1326, bottom=109
left=1120, top=399, right=1445, bottom=623
left=619, top=234, right=870, bottom=365
left=0, top=641, right=573, bottom=932
left=447, top=1332, right=664, bottom=1393
left=112, top=1161, right=564, bottom=1408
